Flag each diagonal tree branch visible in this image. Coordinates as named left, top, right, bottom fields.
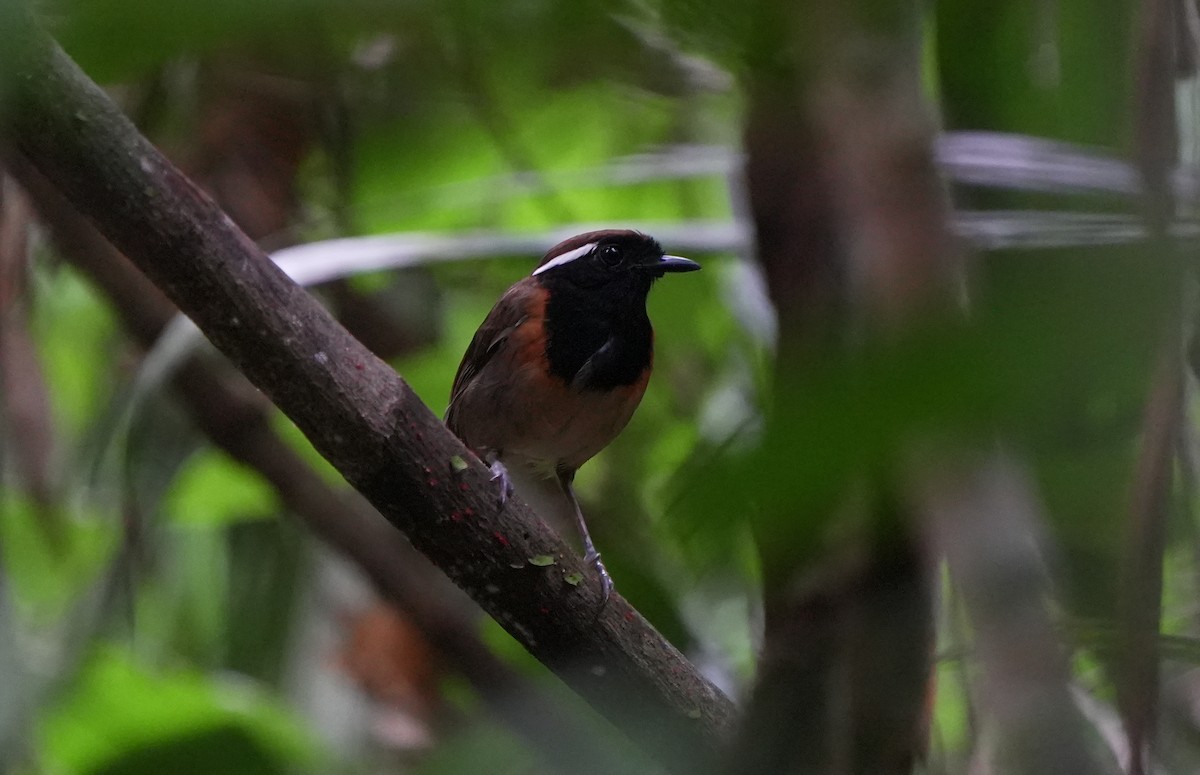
left=8, top=156, right=636, bottom=775
left=0, top=7, right=734, bottom=770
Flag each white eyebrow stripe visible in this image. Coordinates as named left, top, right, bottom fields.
left=532, top=242, right=597, bottom=276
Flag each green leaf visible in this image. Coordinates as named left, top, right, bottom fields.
left=164, top=450, right=278, bottom=526
left=0, top=492, right=116, bottom=620
left=528, top=554, right=556, bottom=567
left=31, top=266, right=118, bottom=438
left=37, top=648, right=324, bottom=774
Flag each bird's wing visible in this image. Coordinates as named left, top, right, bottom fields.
left=445, top=281, right=532, bottom=435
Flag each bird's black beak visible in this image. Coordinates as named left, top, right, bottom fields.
left=653, top=254, right=701, bottom=274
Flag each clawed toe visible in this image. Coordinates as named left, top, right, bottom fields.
left=584, top=550, right=614, bottom=603
left=488, top=459, right=514, bottom=506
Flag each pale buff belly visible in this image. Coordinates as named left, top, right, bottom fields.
left=503, top=380, right=646, bottom=472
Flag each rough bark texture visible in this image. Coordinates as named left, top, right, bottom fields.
left=0, top=9, right=734, bottom=770
left=10, top=157, right=640, bottom=775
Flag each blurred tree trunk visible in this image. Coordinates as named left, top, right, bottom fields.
left=727, top=3, right=947, bottom=773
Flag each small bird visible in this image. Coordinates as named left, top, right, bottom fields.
left=446, top=230, right=700, bottom=594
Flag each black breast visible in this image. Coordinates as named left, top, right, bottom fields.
left=542, top=284, right=653, bottom=390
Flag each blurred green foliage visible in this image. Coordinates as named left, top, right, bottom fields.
left=1, top=493, right=115, bottom=620
left=29, top=266, right=120, bottom=439
left=165, top=451, right=278, bottom=527
left=38, top=648, right=322, bottom=774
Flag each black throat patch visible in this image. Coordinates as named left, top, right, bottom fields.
left=541, top=277, right=654, bottom=390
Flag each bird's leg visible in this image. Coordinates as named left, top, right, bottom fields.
left=483, top=450, right=514, bottom=506
left=557, top=470, right=613, bottom=601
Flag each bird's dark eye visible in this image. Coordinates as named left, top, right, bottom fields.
left=598, top=244, right=622, bottom=266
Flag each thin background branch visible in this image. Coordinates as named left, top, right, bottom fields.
left=1119, top=0, right=1185, bottom=771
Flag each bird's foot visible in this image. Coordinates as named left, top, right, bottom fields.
left=583, top=549, right=614, bottom=603
left=489, top=459, right=514, bottom=506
